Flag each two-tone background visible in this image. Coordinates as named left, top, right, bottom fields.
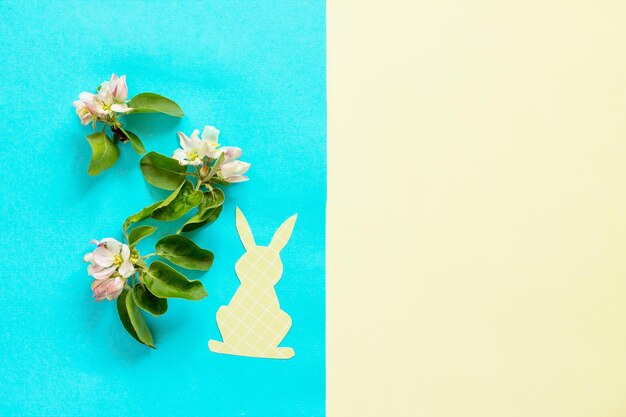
left=1, top=0, right=626, bottom=415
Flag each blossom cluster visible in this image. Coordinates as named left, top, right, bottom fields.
left=83, top=238, right=139, bottom=301
left=173, top=126, right=251, bottom=183
left=76, top=74, right=251, bottom=348
left=73, top=74, right=132, bottom=126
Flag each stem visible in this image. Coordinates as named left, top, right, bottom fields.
left=194, top=166, right=203, bottom=190
left=118, top=124, right=131, bottom=139
left=142, top=253, right=156, bottom=259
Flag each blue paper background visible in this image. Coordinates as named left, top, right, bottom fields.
left=0, top=1, right=325, bottom=416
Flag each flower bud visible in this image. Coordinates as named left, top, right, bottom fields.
left=109, top=74, right=128, bottom=102
left=91, top=276, right=125, bottom=302
left=220, top=160, right=251, bottom=183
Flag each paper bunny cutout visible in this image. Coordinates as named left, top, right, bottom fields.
left=208, top=207, right=297, bottom=359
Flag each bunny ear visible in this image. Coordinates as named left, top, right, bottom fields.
left=236, top=207, right=256, bottom=251
left=269, top=214, right=298, bottom=253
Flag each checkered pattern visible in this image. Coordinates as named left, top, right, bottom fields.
left=208, top=209, right=296, bottom=360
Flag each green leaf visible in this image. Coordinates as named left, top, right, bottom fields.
left=123, top=200, right=163, bottom=232
left=155, top=235, right=214, bottom=271
left=128, top=92, right=184, bottom=117
left=128, top=225, right=156, bottom=247
left=206, top=153, right=225, bottom=180
left=201, top=188, right=225, bottom=209
left=151, top=179, right=203, bottom=221
left=180, top=189, right=225, bottom=233
left=133, top=283, right=168, bottom=316
left=180, top=205, right=222, bottom=233
left=116, top=289, right=155, bottom=348
left=140, top=151, right=186, bottom=190
left=144, top=261, right=208, bottom=300
left=125, top=130, right=146, bottom=155
left=85, top=132, right=119, bottom=176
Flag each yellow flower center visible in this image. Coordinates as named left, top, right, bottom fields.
left=113, top=254, right=124, bottom=267
left=129, top=250, right=140, bottom=264
left=187, top=149, right=199, bottom=160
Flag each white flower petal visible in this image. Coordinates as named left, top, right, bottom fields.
left=178, top=132, right=195, bottom=151
left=221, top=161, right=251, bottom=178
left=220, top=146, right=242, bottom=162
left=173, top=149, right=190, bottom=165
left=98, top=81, right=110, bottom=98
left=108, top=74, right=119, bottom=96
left=90, top=265, right=117, bottom=279
left=225, top=175, right=249, bottom=183
left=118, top=261, right=135, bottom=278
left=115, top=75, right=128, bottom=101
left=201, top=126, right=220, bottom=143
left=88, top=264, right=102, bottom=275
left=100, top=238, right=121, bottom=254
left=206, top=149, right=220, bottom=159
left=79, top=92, right=95, bottom=102
left=198, top=142, right=208, bottom=158
left=94, top=246, right=115, bottom=267
left=110, top=103, right=132, bottom=113
left=83, top=252, right=94, bottom=263
left=121, top=244, right=130, bottom=261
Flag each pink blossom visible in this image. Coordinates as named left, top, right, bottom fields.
left=221, top=160, right=251, bottom=183
left=218, top=146, right=243, bottom=162
left=173, top=130, right=208, bottom=166
left=74, top=74, right=132, bottom=123
left=73, top=92, right=96, bottom=125
left=91, top=277, right=125, bottom=302
left=109, top=74, right=128, bottom=102
left=84, top=238, right=135, bottom=281
left=84, top=238, right=136, bottom=302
